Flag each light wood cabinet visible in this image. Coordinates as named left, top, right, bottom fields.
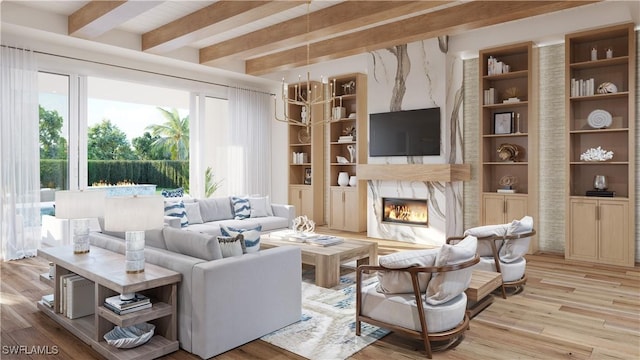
left=568, top=198, right=630, bottom=265
left=478, top=42, right=538, bottom=252
left=328, top=73, right=367, bottom=232
left=564, top=23, right=635, bottom=267
left=289, top=185, right=314, bottom=219
left=482, top=194, right=528, bottom=226
left=329, top=187, right=361, bottom=232
left=287, top=81, right=324, bottom=224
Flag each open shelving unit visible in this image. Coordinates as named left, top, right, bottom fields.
left=564, top=23, right=636, bottom=267
left=37, top=246, right=181, bottom=360
left=327, top=73, right=367, bottom=232
left=478, top=42, right=538, bottom=253
left=287, top=80, right=325, bottom=225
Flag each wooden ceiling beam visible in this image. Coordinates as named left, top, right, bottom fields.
left=143, top=1, right=304, bottom=54
left=246, top=1, right=597, bottom=76
left=200, top=1, right=450, bottom=66
left=68, top=0, right=162, bottom=38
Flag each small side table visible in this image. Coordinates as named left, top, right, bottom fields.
left=465, top=270, right=502, bottom=318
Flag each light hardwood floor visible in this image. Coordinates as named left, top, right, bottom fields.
left=1, top=230, right=638, bottom=359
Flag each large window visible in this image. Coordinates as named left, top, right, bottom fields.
left=38, top=72, right=69, bottom=196
left=87, top=77, right=189, bottom=192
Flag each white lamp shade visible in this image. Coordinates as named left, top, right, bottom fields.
left=104, top=195, right=164, bottom=232
left=55, top=190, right=106, bottom=219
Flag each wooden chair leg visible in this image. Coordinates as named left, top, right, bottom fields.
left=500, top=284, right=507, bottom=299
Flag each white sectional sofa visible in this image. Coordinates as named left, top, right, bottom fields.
left=89, top=226, right=302, bottom=359
left=163, top=196, right=295, bottom=236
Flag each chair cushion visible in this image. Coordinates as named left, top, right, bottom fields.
left=464, top=223, right=508, bottom=256
left=426, top=235, right=477, bottom=305
left=361, top=281, right=467, bottom=333
left=475, top=256, right=526, bottom=282
left=499, top=216, right=534, bottom=263
left=376, top=248, right=438, bottom=294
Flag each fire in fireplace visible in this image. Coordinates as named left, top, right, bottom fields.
left=382, top=197, right=428, bottom=226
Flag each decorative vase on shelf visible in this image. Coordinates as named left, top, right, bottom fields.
left=349, top=176, right=357, bottom=187
left=337, top=172, right=349, bottom=187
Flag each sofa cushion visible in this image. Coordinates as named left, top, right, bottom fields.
left=231, top=196, right=251, bottom=220
left=251, top=216, right=288, bottom=232
left=500, top=215, right=534, bottom=263
left=198, top=197, right=233, bottom=222
left=217, top=234, right=245, bottom=257
left=165, top=201, right=188, bottom=228
left=161, top=187, right=184, bottom=198
left=163, top=227, right=222, bottom=261
left=376, top=248, right=439, bottom=294
left=184, top=202, right=203, bottom=224
left=221, top=225, right=262, bottom=253
left=426, top=235, right=477, bottom=305
left=248, top=196, right=273, bottom=217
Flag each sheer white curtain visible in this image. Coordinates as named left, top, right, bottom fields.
left=0, top=46, right=40, bottom=260
left=226, top=88, right=272, bottom=196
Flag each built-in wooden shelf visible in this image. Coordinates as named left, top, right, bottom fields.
left=356, top=164, right=471, bottom=182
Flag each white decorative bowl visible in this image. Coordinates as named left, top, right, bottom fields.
left=104, top=323, right=155, bottom=349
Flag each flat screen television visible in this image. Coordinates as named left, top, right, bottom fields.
left=369, top=107, right=441, bottom=157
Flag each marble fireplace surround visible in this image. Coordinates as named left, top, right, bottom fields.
left=358, top=164, right=471, bottom=246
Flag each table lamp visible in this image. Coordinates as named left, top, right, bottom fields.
left=55, top=190, right=106, bottom=254
left=103, top=195, right=164, bottom=276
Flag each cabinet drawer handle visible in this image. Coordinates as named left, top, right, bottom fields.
left=503, top=200, right=507, bottom=214
left=596, top=205, right=599, bottom=221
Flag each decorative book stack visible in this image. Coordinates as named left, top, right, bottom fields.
left=59, top=273, right=94, bottom=319
left=306, top=235, right=344, bottom=247
left=104, top=293, right=151, bottom=315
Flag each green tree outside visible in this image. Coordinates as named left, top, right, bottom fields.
left=39, top=105, right=68, bottom=159
left=132, top=131, right=167, bottom=160
left=146, top=107, right=189, bottom=161
left=87, top=119, right=137, bottom=160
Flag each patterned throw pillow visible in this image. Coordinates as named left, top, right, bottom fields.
left=164, top=201, right=188, bottom=228
left=220, top=224, right=262, bottom=253
left=161, top=187, right=184, bottom=198
left=230, top=196, right=251, bottom=220
left=217, top=234, right=245, bottom=258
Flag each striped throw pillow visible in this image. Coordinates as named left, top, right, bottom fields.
left=164, top=201, right=188, bottom=228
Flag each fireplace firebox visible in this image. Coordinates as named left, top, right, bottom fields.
left=382, top=197, right=428, bottom=226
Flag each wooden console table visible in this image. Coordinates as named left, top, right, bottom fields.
left=465, top=270, right=502, bottom=318
left=37, top=246, right=181, bottom=360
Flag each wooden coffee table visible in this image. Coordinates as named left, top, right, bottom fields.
left=262, top=235, right=378, bottom=288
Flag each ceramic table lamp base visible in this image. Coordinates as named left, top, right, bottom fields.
left=125, top=231, right=145, bottom=274
left=72, top=218, right=91, bottom=254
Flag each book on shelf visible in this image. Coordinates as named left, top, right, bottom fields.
left=103, top=301, right=152, bottom=315
left=306, top=236, right=344, bottom=247
left=497, top=188, right=516, bottom=194
left=63, top=275, right=94, bottom=319
left=105, top=293, right=150, bottom=310
left=42, top=294, right=54, bottom=308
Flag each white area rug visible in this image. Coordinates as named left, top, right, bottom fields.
left=261, top=273, right=389, bottom=360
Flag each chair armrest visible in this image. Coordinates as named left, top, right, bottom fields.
left=164, top=215, right=181, bottom=228
left=271, top=203, right=295, bottom=227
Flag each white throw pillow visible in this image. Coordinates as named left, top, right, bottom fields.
left=426, top=235, right=477, bottom=305
left=499, top=216, right=534, bottom=263
left=217, top=235, right=245, bottom=258
left=184, top=202, right=203, bottom=224
left=376, top=248, right=439, bottom=294
left=249, top=196, right=269, bottom=218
